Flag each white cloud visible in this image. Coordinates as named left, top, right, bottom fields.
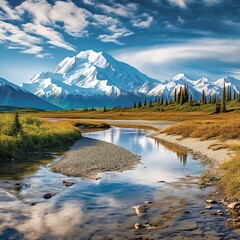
left=98, top=24, right=133, bottom=45
left=112, top=38, right=240, bottom=79
left=21, top=45, right=43, bottom=54
left=49, top=1, right=89, bottom=37
left=0, top=0, right=21, bottom=20
left=167, top=0, right=221, bottom=8
left=16, top=0, right=51, bottom=25
left=131, top=14, right=153, bottom=28
left=17, top=0, right=89, bottom=36
left=83, top=0, right=95, bottom=6
left=23, top=23, right=75, bottom=51
left=0, top=21, right=42, bottom=53
left=167, top=0, right=187, bottom=8
left=98, top=3, right=138, bottom=17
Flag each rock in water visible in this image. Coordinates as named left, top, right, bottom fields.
left=43, top=193, right=53, bottom=199
left=227, top=202, right=240, bottom=210
left=134, top=223, right=142, bottom=230
left=132, top=205, right=146, bottom=217
left=206, top=199, right=218, bottom=204
left=205, top=205, right=212, bottom=210
left=63, top=180, right=74, bottom=187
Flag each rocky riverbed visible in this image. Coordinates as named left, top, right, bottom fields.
left=50, top=137, right=141, bottom=179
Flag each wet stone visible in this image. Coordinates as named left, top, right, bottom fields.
left=205, top=205, right=212, bottom=210
left=43, top=193, right=53, bottom=199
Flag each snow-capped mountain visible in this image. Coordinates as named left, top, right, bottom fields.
left=0, top=77, right=61, bottom=110
left=22, top=50, right=158, bottom=109
left=149, top=73, right=240, bottom=100
left=22, top=50, right=240, bottom=109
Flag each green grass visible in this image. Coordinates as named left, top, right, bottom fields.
left=0, top=113, right=82, bottom=160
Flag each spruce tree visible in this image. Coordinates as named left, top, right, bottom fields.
left=11, top=111, right=23, bottom=137
left=221, top=82, right=226, bottom=112
left=233, top=89, right=237, bottom=100
left=208, top=96, right=212, bottom=104
left=133, top=102, right=136, bottom=108
left=226, top=86, right=231, bottom=102
left=138, top=101, right=142, bottom=108
left=177, top=87, right=182, bottom=104
left=201, top=90, right=206, bottom=104
left=174, top=88, right=177, bottom=103
left=144, top=99, right=147, bottom=106
left=180, top=89, right=184, bottom=105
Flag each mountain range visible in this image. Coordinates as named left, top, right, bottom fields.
left=22, top=50, right=240, bottom=109
left=0, top=77, right=60, bottom=110
left=1, top=50, right=240, bottom=110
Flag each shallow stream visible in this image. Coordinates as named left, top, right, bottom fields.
left=0, top=127, right=239, bottom=239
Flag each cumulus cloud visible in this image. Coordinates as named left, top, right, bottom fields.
left=16, top=0, right=51, bottom=25
left=131, top=13, right=153, bottom=28
left=0, top=21, right=42, bottom=53
left=17, top=0, right=90, bottom=36
left=0, top=0, right=21, bottom=20
left=23, top=23, right=75, bottom=51
left=99, top=3, right=138, bottom=17
left=83, top=0, right=95, bottom=5
left=167, top=0, right=187, bottom=8
left=0, top=0, right=92, bottom=56
left=49, top=1, right=89, bottom=37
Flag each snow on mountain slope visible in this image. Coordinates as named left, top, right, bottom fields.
left=0, top=77, right=61, bottom=110
left=22, top=50, right=240, bottom=109
left=22, top=50, right=159, bottom=108
left=148, top=73, right=240, bottom=100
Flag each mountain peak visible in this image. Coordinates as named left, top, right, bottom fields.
left=172, top=73, right=190, bottom=81
left=76, top=50, right=103, bottom=61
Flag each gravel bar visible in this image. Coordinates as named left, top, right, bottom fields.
left=49, top=137, right=141, bottom=179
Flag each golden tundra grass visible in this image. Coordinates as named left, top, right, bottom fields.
left=164, top=119, right=240, bottom=140
left=220, top=146, right=240, bottom=200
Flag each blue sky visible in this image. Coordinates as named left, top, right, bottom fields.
left=0, top=0, right=240, bottom=85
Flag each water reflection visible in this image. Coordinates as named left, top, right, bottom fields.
left=0, top=127, right=238, bottom=239
left=154, top=139, right=188, bottom=166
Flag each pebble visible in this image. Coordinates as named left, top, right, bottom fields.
left=144, top=201, right=153, bottom=204
left=132, top=205, right=147, bottom=217
left=43, top=193, right=53, bottom=199
left=63, top=180, right=74, bottom=187
left=134, top=223, right=141, bottom=230
left=227, top=202, right=240, bottom=210
left=206, top=199, right=218, bottom=204
left=205, top=205, right=212, bottom=209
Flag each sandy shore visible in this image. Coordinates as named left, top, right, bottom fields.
left=87, top=119, right=236, bottom=170
left=50, top=137, right=140, bottom=179
left=151, top=132, right=236, bottom=171
left=47, top=117, right=238, bottom=177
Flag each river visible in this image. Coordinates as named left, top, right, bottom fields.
left=0, top=127, right=239, bottom=239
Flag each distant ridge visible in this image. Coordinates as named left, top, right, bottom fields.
left=0, top=77, right=61, bottom=110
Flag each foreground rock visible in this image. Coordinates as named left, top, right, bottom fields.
left=50, top=137, right=141, bottom=179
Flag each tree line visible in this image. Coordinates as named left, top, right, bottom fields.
left=132, top=82, right=240, bottom=113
